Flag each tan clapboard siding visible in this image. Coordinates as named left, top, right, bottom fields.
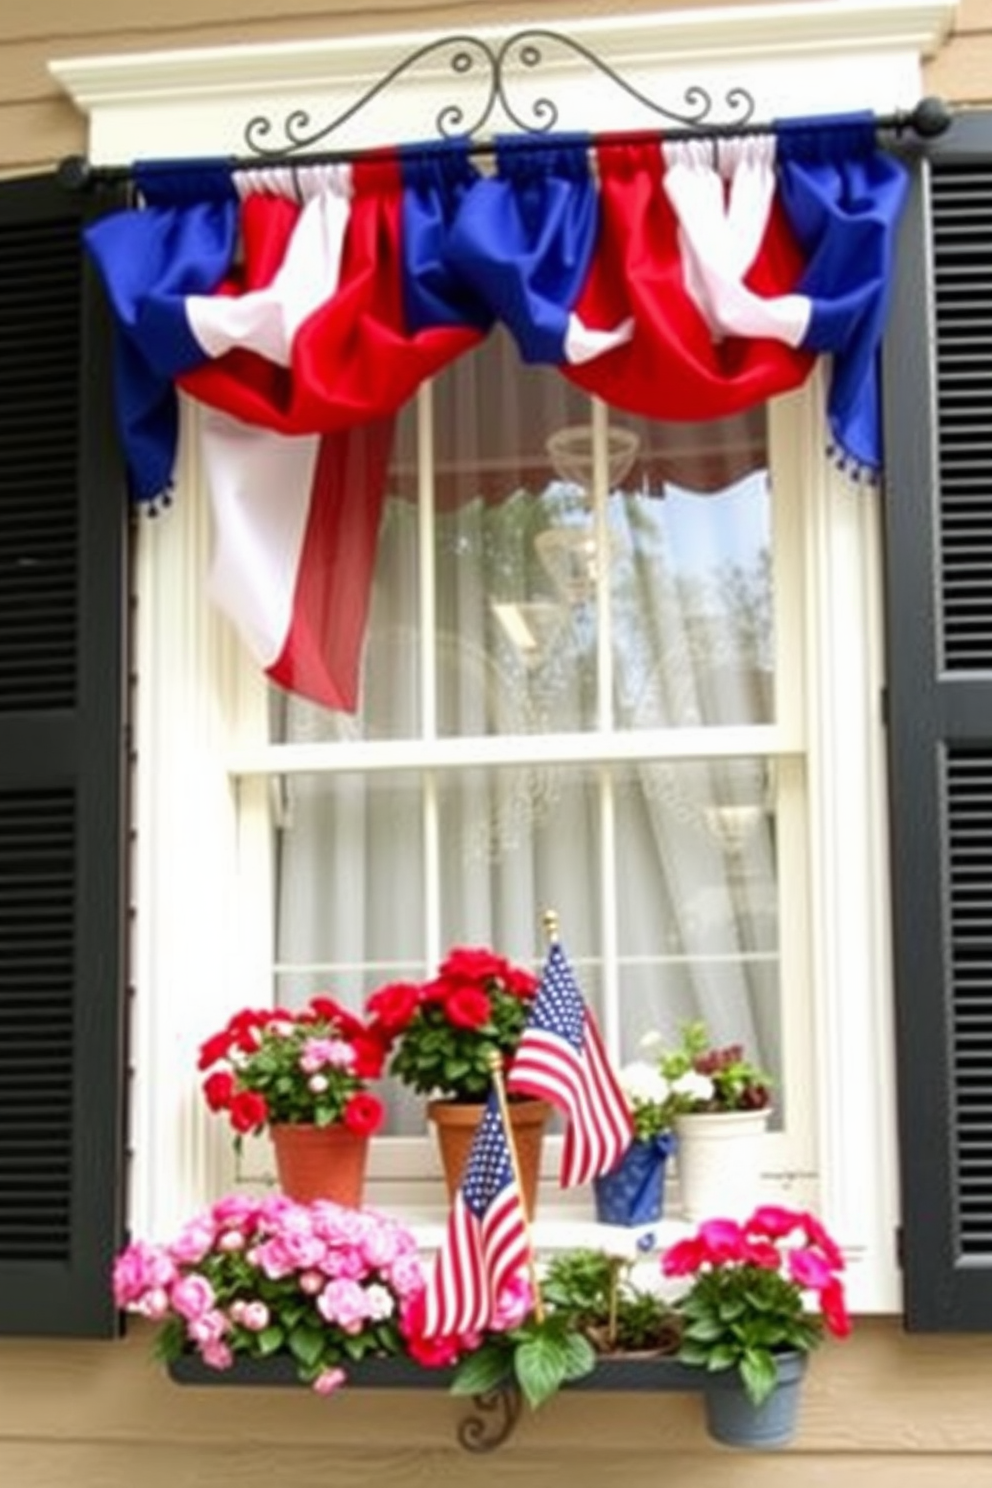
left=926, top=37, right=992, bottom=102
left=0, top=1320, right=991, bottom=1483
left=0, top=99, right=87, bottom=176
left=924, top=0, right=992, bottom=100
left=4, top=1445, right=992, bottom=1488
left=0, top=0, right=755, bottom=46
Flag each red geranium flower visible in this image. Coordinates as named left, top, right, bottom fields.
left=229, top=1090, right=268, bottom=1135
left=197, top=1030, right=234, bottom=1071
left=365, top=982, right=422, bottom=1037
left=309, top=996, right=365, bottom=1040
left=439, top=946, right=508, bottom=984
left=343, top=1091, right=385, bottom=1136
left=444, top=986, right=492, bottom=1031
left=350, top=1032, right=388, bottom=1080
left=202, top=1069, right=235, bottom=1112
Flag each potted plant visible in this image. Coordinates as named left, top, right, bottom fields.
left=661, top=1204, right=851, bottom=1447
left=197, top=996, right=388, bottom=1206
left=112, top=1193, right=435, bottom=1393
left=641, top=1020, right=773, bottom=1222
left=365, top=946, right=551, bottom=1214
left=593, top=1060, right=676, bottom=1226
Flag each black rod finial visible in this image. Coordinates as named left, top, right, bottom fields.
left=56, top=154, right=93, bottom=192
left=909, top=96, right=953, bottom=138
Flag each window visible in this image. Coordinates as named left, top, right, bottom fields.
left=50, top=1, right=955, bottom=1311
left=227, top=329, right=815, bottom=1215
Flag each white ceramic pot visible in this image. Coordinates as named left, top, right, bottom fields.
left=674, top=1109, right=771, bottom=1223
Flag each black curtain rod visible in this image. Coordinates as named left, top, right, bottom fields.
left=57, top=95, right=953, bottom=193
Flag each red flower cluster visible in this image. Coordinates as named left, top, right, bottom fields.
left=197, top=997, right=388, bottom=1139
left=366, top=945, right=539, bottom=1103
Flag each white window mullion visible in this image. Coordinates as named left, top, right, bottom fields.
left=592, top=396, right=614, bottom=735
left=417, top=382, right=442, bottom=969
left=598, top=764, right=621, bottom=1055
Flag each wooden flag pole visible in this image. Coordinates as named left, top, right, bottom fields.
left=489, top=1050, right=545, bottom=1325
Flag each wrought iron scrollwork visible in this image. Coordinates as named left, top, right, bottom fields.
left=456, top=1385, right=523, bottom=1453
left=241, top=26, right=756, bottom=156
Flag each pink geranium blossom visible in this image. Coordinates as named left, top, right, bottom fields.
left=113, top=1195, right=428, bottom=1392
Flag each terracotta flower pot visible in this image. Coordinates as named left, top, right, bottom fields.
left=269, top=1123, right=370, bottom=1207
left=427, top=1098, right=552, bottom=1219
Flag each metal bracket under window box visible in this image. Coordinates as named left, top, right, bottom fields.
left=167, top=1351, right=707, bottom=1452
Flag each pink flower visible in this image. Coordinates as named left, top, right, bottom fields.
left=821, top=1277, right=852, bottom=1338
left=168, top=1217, right=216, bottom=1266
left=200, top=1340, right=234, bottom=1370
left=788, top=1246, right=834, bottom=1292
left=300, top=1037, right=356, bottom=1074
left=491, top=1275, right=532, bottom=1332
left=217, top=1229, right=246, bottom=1254
left=387, top=1253, right=429, bottom=1298
left=747, top=1204, right=803, bottom=1240
left=661, top=1237, right=707, bottom=1277
left=112, top=1241, right=176, bottom=1307
left=802, top=1212, right=846, bottom=1271
left=698, top=1219, right=747, bottom=1264
left=307, top=1074, right=330, bottom=1094
left=742, top=1238, right=782, bottom=1271
left=313, top=1367, right=347, bottom=1396
left=299, top=1270, right=325, bottom=1296
left=212, top=1194, right=261, bottom=1231
left=135, top=1287, right=170, bottom=1320
left=240, top=1301, right=271, bottom=1332
left=170, top=1273, right=216, bottom=1321
left=186, top=1308, right=228, bottom=1345
left=317, top=1278, right=369, bottom=1332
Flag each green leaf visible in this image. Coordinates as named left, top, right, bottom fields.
left=739, top=1348, right=779, bottom=1407
left=451, top=1343, right=514, bottom=1398
left=717, top=1298, right=746, bottom=1323
left=256, top=1325, right=285, bottom=1357
left=685, top=1316, right=726, bottom=1344
left=514, top=1338, right=568, bottom=1411
left=560, top=1331, right=597, bottom=1382
left=288, top=1324, right=326, bottom=1369
left=705, top=1343, right=739, bottom=1372
left=677, top=1341, right=712, bottom=1368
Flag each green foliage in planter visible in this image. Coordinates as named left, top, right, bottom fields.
left=451, top=1249, right=680, bottom=1409
left=451, top=1312, right=598, bottom=1410
left=677, top=1264, right=822, bottom=1406
left=542, top=1249, right=681, bottom=1354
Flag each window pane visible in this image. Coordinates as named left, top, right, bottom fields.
left=274, top=769, right=425, bottom=986
left=615, top=754, right=782, bottom=1124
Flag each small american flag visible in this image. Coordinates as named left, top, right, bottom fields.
left=421, top=1091, right=531, bottom=1338
left=506, top=938, right=633, bottom=1187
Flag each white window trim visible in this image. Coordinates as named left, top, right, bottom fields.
left=53, top=0, right=956, bottom=1311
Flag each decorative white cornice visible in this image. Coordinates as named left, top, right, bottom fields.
left=52, top=1, right=956, bottom=112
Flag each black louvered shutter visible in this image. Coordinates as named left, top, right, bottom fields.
left=883, top=113, right=992, bottom=1329
left=0, top=176, right=127, bottom=1335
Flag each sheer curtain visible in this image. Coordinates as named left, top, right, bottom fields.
left=272, top=331, right=780, bottom=1133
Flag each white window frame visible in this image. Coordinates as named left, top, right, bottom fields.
left=52, top=0, right=957, bottom=1310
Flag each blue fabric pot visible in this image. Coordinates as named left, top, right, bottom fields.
left=593, top=1134, right=675, bottom=1226
left=703, top=1351, right=807, bottom=1449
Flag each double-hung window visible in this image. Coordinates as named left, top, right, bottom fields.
left=228, top=335, right=815, bottom=1217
